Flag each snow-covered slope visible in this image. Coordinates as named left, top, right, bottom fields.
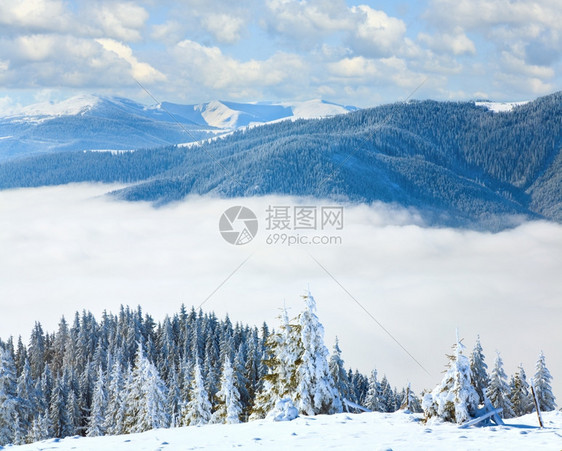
left=0, top=96, right=355, bottom=160
left=287, top=99, right=357, bottom=119
left=9, top=411, right=562, bottom=450
left=2, top=94, right=100, bottom=123
left=475, top=101, right=529, bottom=113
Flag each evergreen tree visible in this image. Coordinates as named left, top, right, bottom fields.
left=212, top=356, right=243, bottom=424
left=49, top=375, right=72, bottom=438
left=532, top=351, right=556, bottom=411
left=510, top=364, right=532, bottom=417
left=167, top=367, right=182, bottom=428
left=233, top=347, right=250, bottom=419
left=422, top=335, right=479, bottom=424
left=399, top=383, right=423, bottom=413
left=29, top=322, right=46, bottom=380
left=379, top=375, right=395, bottom=412
left=123, top=343, right=169, bottom=433
left=250, top=307, right=299, bottom=420
left=329, top=337, right=353, bottom=409
left=294, top=292, right=342, bottom=415
left=0, top=347, right=19, bottom=445
left=469, top=336, right=489, bottom=405
left=66, top=388, right=81, bottom=437
left=364, top=370, right=383, bottom=412
left=16, top=358, right=37, bottom=435
left=27, top=409, right=51, bottom=443
left=181, top=358, right=212, bottom=426
left=86, top=366, right=107, bottom=437
left=486, top=352, right=515, bottom=418
left=350, top=369, right=368, bottom=405
left=104, top=359, right=126, bottom=435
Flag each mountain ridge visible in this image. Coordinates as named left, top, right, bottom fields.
left=0, top=92, right=560, bottom=230
left=0, top=95, right=356, bottom=161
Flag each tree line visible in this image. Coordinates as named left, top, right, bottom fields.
left=0, top=293, right=556, bottom=445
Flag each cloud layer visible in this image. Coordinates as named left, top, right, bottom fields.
left=0, top=0, right=560, bottom=106
left=1, top=184, right=561, bottom=399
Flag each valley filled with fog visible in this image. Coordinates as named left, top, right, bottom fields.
left=1, top=183, right=560, bottom=398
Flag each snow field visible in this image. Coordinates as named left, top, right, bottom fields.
left=9, top=410, right=562, bottom=451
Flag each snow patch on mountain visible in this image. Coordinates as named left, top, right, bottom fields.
left=475, top=101, right=529, bottom=113
left=3, top=94, right=100, bottom=123
left=287, top=99, right=356, bottom=119
left=196, top=100, right=241, bottom=129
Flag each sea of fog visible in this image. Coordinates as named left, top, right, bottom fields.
left=1, top=183, right=561, bottom=399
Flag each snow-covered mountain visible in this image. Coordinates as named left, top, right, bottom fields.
left=0, top=95, right=356, bottom=160
left=1, top=91, right=560, bottom=229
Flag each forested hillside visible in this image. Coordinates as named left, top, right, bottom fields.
left=0, top=297, right=410, bottom=445
left=0, top=295, right=555, bottom=446
left=1, top=92, right=560, bottom=229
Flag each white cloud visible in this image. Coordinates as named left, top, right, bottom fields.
left=0, top=95, right=20, bottom=115
left=0, top=0, right=71, bottom=33
left=0, top=0, right=560, bottom=109
left=1, top=184, right=561, bottom=400
left=0, top=35, right=139, bottom=88
left=264, top=0, right=354, bottom=40
left=0, top=0, right=148, bottom=42
left=172, top=40, right=307, bottom=98
left=328, top=55, right=426, bottom=93
left=347, top=5, right=408, bottom=58
left=422, top=0, right=562, bottom=96
left=426, top=0, right=562, bottom=31
left=96, top=38, right=166, bottom=83
left=201, top=13, right=246, bottom=44
left=418, top=27, right=476, bottom=56
left=328, top=56, right=378, bottom=79
left=151, top=20, right=185, bottom=44
left=89, top=2, right=149, bottom=42
left=500, top=50, right=554, bottom=80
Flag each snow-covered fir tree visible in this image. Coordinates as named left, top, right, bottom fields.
left=469, top=335, right=489, bottom=405
left=379, top=375, right=396, bottom=412
left=1, top=302, right=545, bottom=443
left=123, top=343, right=169, bottom=433
left=364, top=369, right=383, bottom=412
left=49, top=374, right=73, bottom=438
left=510, top=364, right=532, bottom=417
left=250, top=307, right=300, bottom=420
left=485, top=352, right=514, bottom=418
left=532, top=351, right=556, bottom=411
left=329, top=337, right=354, bottom=410
left=86, top=366, right=107, bottom=437
left=294, top=292, right=342, bottom=415
left=181, top=358, right=212, bottom=426
left=350, top=370, right=369, bottom=406
left=212, top=356, right=243, bottom=424
left=399, top=383, right=422, bottom=413
left=0, top=346, right=19, bottom=446
left=27, top=409, right=51, bottom=444
left=104, top=358, right=126, bottom=435
left=422, top=334, right=479, bottom=424
left=16, top=358, right=37, bottom=439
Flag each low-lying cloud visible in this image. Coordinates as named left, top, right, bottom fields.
left=1, top=183, right=561, bottom=399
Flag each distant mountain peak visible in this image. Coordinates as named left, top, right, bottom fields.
left=196, top=100, right=242, bottom=129
left=0, top=95, right=356, bottom=160
left=3, top=94, right=101, bottom=123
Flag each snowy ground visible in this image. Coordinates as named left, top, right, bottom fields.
left=7, top=411, right=562, bottom=451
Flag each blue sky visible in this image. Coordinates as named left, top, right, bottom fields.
left=0, top=0, right=561, bottom=107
